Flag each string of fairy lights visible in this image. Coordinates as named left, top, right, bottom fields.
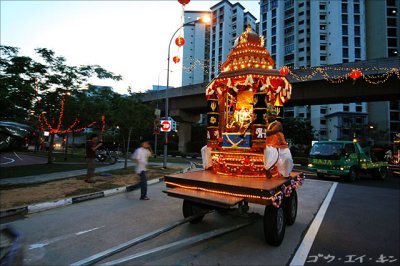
left=34, top=80, right=102, bottom=136
left=181, top=57, right=399, bottom=85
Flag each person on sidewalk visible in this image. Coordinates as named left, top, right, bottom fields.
left=85, top=133, right=103, bottom=183
left=131, top=140, right=152, bottom=200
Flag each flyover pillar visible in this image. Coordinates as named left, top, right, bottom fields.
left=177, top=122, right=191, bottom=153
left=169, top=109, right=200, bottom=153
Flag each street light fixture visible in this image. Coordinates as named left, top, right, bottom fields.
left=163, top=15, right=210, bottom=168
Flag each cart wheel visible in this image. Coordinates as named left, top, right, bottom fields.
left=182, top=200, right=205, bottom=224
left=264, top=204, right=286, bottom=246
left=348, top=167, right=358, bottom=182
left=284, top=190, right=297, bottom=226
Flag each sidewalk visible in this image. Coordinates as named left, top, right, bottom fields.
left=0, top=161, right=191, bottom=186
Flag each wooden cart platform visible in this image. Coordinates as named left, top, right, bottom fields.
left=164, top=170, right=303, bottom=206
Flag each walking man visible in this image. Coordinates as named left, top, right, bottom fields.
left=132, top=141, right=152, bottom=200
left=85, top=133, right=103, bottom=183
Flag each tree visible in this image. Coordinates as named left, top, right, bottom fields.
left=110, top=93, right=153, bottom=168
left=282, top=117, right=315, bottom=155
left=0, top=45, right=122, bottom=163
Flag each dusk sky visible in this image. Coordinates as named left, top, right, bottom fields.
left=1, top=0, right=260, bottom=94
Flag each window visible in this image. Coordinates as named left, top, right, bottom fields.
left=390, top=101, right=400, bottom=110
left=299, top=20, right=305, bottom=25
left=342, top=3, right=348, bottom=13
left=390, top=112, right=399, bottom=120
left=354, top=3, right=360, bottom=13
left=343, top=36, right=349, bottom=46
left=321, top=108, right=327, bottom=114
left=321, top=119, right=327, bottom=125
left=299, top=47, right=305, bottom=52
left=343, top=105, right=350, bottom=112
left=356, top=106, right=362, bottom=112
left=343, top=48, right=349, bottom=57
left=320, top=45, right=326, bottom=50
left=355, top=48, right=361, bottom=58
left=320, top=15, right=326, bottom=20
left=342, top=25, right=348, bottom=35
left=388, top=38, right=397, bottom=47
left=320, top=25, right=326, bottom=30
left=320, top=55, right=326, bottom=61
left=356, top=117, right=363, bottom=124
left=388, top=28, right=397, bottom=37
left=388, top=18, right=397, bottom=27
left=299, top=29, right=305, bottom=34
left=355, top=26, right=360, bottom=35
left=354, top=15, right=360, bottom=25
left=342, top=14, right=348, bottom=23
left=355, top=37, right=360, bottom=47
left=320, top=35, right=326, bottom=41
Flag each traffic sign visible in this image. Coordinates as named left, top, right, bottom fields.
left=160, top=120, right=172, bottom=132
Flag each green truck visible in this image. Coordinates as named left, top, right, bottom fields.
left=308, top=140, right=388, bottom=182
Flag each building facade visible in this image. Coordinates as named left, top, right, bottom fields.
left=258, top=0, right=400, bottom=142
left=365, top=0, right=400, bottom=143
left=181, top=11, right=211, bottom=86
left=209, top=1, right=257, bottom=80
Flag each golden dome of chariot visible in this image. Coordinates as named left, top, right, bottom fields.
left=220, top=25, right=276, bottom=76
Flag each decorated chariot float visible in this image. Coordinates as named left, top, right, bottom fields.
left=164, top=26, right=304, bottom=246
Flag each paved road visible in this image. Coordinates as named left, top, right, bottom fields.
left=305, top=182, right=399, bottom=265
left=1, top=179, right=332, bottom=265
left=0, top=152, right=47, bottom=167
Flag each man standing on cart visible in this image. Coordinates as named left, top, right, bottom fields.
left=264, top=104, right=293, bottom=178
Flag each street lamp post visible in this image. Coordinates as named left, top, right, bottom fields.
left=163, top=16, right=210, bottom=168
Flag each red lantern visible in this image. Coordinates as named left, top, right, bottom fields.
left=175, top=36, right=185, bottom=47
left=173, top=56, right=180, bottom=64
left=279, top=66, right=289, bottom=75
left=178, top=0, right=190, bottom=5
left=349, top=69, right=362, bottom=80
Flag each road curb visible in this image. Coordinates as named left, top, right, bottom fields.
left=0, top=177, right=165, bottom=219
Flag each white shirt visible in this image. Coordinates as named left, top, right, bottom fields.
left=133, top=147, right=151, bottom=174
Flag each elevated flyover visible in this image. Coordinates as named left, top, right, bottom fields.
left=142, top=57, right=399, bottom=152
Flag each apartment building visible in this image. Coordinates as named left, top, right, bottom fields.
left=259, top=0, right=371, bottom=141
left=365, top=0, right=400, bottom=143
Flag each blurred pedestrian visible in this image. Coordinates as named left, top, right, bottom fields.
left=85, top=133, right=103, bottom=183
left=131, top=140, right=152, bottom=200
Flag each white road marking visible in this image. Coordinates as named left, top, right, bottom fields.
left=289, top=182, right=338, bottom=266
left=0, top=156, right=15, bottom=165
left=13, top=151, right=23, bottom=160
left=28, top=226, right=105, bottom=250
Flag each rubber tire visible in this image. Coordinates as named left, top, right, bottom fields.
left=348, top=167, right=358, bottom=182
left=264, top=204, right=286, bottom=246
left=374, top=166, right=388, bottom=180
left=182, top=200, right=205, bottom=224
left=284, top=190, right=297, bottom=226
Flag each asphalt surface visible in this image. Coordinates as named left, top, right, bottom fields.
left=1, top=160, right=399, bottom=265
left=305, top=182, right=399, bottom=265
left=2, top=179, right=333, bottom=265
